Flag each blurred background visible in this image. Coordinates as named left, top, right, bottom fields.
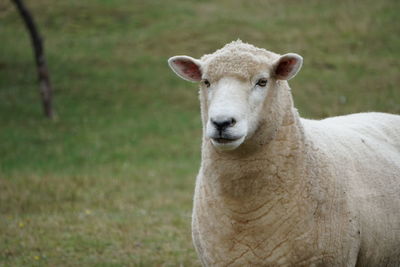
left=0, top=0, right=399, bottom=265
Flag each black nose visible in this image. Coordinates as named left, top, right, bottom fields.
left=211, top=118, right=236, bottom=132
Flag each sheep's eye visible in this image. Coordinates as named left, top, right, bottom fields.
left=256, top=78, right=268, bottom=87
left=203, top=79, right=211, bottom=87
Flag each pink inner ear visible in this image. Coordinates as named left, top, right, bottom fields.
left=174, top=59, right=201, bottom=80
left=276, top=58, right=297, bottom=77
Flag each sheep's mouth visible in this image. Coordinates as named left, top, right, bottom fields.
left=213, top=137, right=239, bottom=144
left=210, top=135, right=245, bottom=151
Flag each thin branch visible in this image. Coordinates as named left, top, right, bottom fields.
left=11, top=0, right=54, bottom=118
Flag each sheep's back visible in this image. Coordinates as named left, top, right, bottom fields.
left=302, top=112, right=400, bottom=165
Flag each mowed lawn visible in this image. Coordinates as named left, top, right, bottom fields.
left=0, top=0, right=399, bottom=265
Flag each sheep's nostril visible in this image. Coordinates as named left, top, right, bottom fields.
left=211, top=117, right=237, bottom=131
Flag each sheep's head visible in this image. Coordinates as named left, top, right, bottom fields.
left=168, top=41, right=302, bottom=151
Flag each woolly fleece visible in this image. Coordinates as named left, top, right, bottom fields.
left=172, top=40, right=400, bottom=266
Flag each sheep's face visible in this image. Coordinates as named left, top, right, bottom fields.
left=202, top=75, right=269, bottom=151
left=168, top=43, right=302, bottom=151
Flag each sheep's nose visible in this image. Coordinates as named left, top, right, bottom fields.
left=211, top=117, right=236, bottom=132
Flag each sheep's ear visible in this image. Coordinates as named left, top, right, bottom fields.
left=273, top=53, right=303, bottom=80
left=168, top=56, right=202, bottom=82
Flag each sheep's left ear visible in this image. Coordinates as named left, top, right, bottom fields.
left=168, top=56, right=202, bottom=82
left=273, top=53, right=303, bottom=80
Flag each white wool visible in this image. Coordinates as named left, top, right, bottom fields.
left=168, top=41, right=400, bottom=266
left=200, top=40, right=279, bottom=81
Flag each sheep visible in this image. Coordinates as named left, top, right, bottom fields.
left=167, top=40, right=400, bottom=266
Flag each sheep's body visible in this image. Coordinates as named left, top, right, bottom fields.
left=168, top=41, right=400, bottom=266
left=302, top=113, right=400, bottom=265
left=193, top=111, right=400, bottom=266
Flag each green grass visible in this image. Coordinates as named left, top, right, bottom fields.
left=0, top=0, right=399, bottom=265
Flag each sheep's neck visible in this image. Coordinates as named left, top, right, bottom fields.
left=200, top=104, right=308, bottom=216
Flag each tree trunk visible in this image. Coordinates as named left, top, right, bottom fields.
left=11, top=0, right=54, bottom=119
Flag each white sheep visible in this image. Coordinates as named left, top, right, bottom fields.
left=168, top=40, right=400, bottom=266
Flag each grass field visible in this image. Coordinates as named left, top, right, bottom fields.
left=1, top=0, right=399, bottom=265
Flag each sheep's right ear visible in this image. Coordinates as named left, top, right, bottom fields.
left=168, top=56, right=202, bottom=82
